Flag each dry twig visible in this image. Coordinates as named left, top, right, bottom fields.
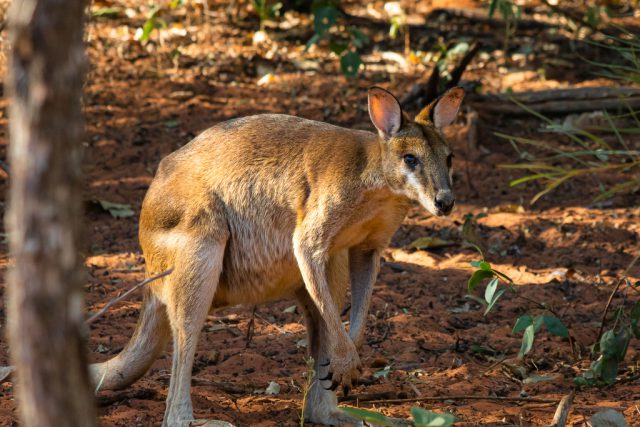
left=347, top=394, right=558, bottom=405
left=596, top=254, right=640, bottom=344
left=546, top=390, right=575, bottom=427
left=86, top=268, right=173, bottom=324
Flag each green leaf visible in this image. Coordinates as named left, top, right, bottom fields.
left=91, top=7, right=121, bottom=18
left=340, top=407, right=394, bottom=426
left=518, top=324, right=535, bottom=359
left=600, top=329, right=630, bottom=361
left=98, top=200, right=135, bottom=218
left=488, top=0, right=499, bottom=17
left=484, top=277, right=499, bottom=304
left=313, top=6, right=337, bottom=36
left=543, top=315, right=569, bottom=338
left=304, top=33, right=321, bottom=52
left=484, top=288, right=505, bottom=316
left=411, top=406, right=456, bottom=427
left=349, top=27, right=369, bottom=48
left=513, top=315, right=533, bottom=334
left=470, top=260, right=483, bottom=268
left=600, top=357, right=619, bottom=384
left=533, top=315, right=544, bottom=332
left=468, top=269, right=494, bottom=292
left=340, top=51, right=361, bottom=78
left=329, top=42, right=348, bottom=55
left=140, top=17, right=157, bottom=43
left=165, top=118, right=180, bottom=129
left=478, top=261, right=492, bottom=271
left=373, top=364, right=392, bottom=379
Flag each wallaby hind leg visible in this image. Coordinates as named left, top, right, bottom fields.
left=162, top=237, right=227, bottom=427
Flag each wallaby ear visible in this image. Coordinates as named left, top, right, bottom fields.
left=368, top=87, right=402, bottom=138
left=432, top=87, right=465, bottom=128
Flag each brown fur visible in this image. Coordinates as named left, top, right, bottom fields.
left=89, top=87, right=464, bottom=426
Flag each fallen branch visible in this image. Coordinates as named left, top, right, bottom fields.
left=347, top=394, right=559, bottom=405
left=85, top=268, right=173, bottom=324
left=469, top=87, right=640, bottom=115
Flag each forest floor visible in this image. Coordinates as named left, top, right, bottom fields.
left=0, top=0, right=639, bottom=426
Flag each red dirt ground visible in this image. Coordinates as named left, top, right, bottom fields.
left=0, top=1, right=638, bottom=426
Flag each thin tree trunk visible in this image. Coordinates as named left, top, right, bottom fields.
left=5, top=0, right=97, bottom=425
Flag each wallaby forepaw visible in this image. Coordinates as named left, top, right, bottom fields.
left=319, top=345, right=362, bottom=394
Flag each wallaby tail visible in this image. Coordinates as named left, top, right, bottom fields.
left=90, top=286, right=170, bottom=391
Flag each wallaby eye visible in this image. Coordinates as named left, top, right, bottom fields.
left=446, top=153, right=453, bottom=168
left=403, top=154, right=418, bottom=168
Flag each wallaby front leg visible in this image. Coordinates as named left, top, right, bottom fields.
left=348, top=247, right=381, bottom=348
left=293, top=232, right=361, bottom=392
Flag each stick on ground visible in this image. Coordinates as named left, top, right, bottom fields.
left=85, top=268, right=173, bottom=324
left=547, top=390, right=575, bottom=427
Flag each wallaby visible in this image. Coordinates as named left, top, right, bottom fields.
left=88, top=86, right=464, bottom=426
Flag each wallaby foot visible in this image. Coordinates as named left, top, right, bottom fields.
left=303, top=380, right=363, bottom=426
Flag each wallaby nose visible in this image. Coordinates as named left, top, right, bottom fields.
left=434, top=192, right=455, bottom=214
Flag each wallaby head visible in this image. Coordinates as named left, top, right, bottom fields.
left=368, top=86, right=464, bottom=216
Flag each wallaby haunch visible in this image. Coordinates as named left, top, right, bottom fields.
left=89, top=86, right=464, bottom=426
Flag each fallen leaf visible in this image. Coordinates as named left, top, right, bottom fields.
left=265, top=381, right=280, bottom=395
left=282, top=305, right=297, bottom=314
left=407, top=237, right=455, bottom=250
left=97, top=200, right=135, bottom=218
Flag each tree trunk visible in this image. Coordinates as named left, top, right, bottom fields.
left=5, top=0, right=97, bottom=425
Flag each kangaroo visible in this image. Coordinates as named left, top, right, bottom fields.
left=88, top=86, right=464, bottom=426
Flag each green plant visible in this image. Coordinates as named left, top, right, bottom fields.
left=467, top=255, right=639, bottom=385
left=252, top=0, right=282, bottom=29
left=512, top=313, right=569, bottom=359
left=575, top=256, right=640, bottom=387
left=498, top=30, right=640, bottom=204
left=487, top=0, right=521, bottom=54
left=575, top=322, right=632, bottom=387
left=582, top=28, right=640, bottom=84
left=467, top=259, right=512, bottom=316
left=341, top=406, right=456, bottom=427
left=137, top=1, right=184, bottom=44
left=467, top=258, right=571, bottom=359
left=305, top=1, right=368, bottom=77
left=384, top=2, right=409, bottom=55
